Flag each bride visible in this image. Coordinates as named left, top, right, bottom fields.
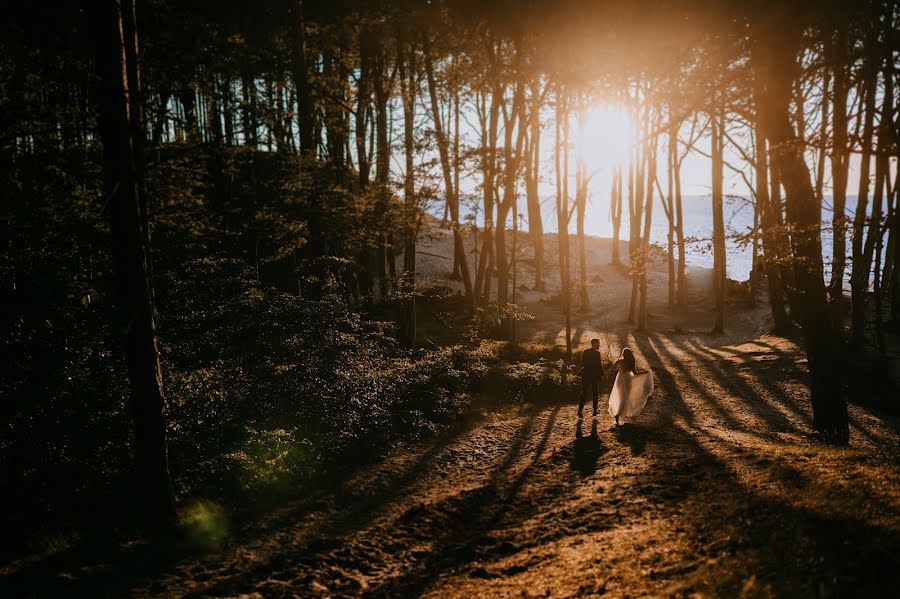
left=606, top=348, right=653, bottom=425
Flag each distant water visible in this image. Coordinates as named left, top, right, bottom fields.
left=591, top=194, right=862, bottom=283
left=445, top=193, right=870, bottom=284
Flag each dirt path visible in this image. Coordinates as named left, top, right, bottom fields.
left=99, top=326, right=895, bottom=598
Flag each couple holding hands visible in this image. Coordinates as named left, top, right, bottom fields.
left=577, top=339, right=654, bottom=425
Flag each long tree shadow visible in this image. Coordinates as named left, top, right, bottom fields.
left=715, top=338, right=899, bottom=444
left=363, top=404, right=564, bottom=597
left=174, top=403, right=554, bottom=598
left=619, top=413, right=900, bottom=595
left=0, top=404, right=498, bottom=598
left=671, top=336, right=807, bottom=434
left=631, top=333, right=728, bottom=430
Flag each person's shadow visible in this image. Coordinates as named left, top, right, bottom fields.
left=571, top=419, right=606, bottom=476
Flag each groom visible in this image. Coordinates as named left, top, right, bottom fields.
left=577, top=338, right=605, bottom=418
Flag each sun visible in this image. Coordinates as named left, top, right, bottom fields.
left=576, top=104, right=636, bottom=176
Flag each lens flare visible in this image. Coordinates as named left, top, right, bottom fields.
left=181, top=499, right=229, bottom=550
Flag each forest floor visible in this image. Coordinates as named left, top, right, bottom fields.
left=4, top=233, right=900, bottom=598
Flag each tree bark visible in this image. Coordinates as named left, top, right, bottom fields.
left=675, top=135, right=686, bottom=305
left=711, top=110, right=726, bottom=334
left=293, top=0, right=315, bottom=154
left=398, top=32, right=417, bottom=348
left=424, top=44, right=473, bottom=301
left=526, top=81, right=545, bottom=291
left=556, top=85, right=573, bottom=366
left=495, top=72, right=528, bottom=337
left=827, top=19, right=850, bottom=304
left=627, top=118, right=645, bottom=323
left=849, top=31, right=878, bottom=349
left=610, top=167, right=622, bottom=266
left=666, top=123, right=676, bottom=308
left=753, top=121, right=790, bottom=331
left=576, top=97, right=589, bottom=311
left=373, top=35, right=391, bottom=299
left=637, top=127, right=656, bottom=331
left=752, top=14, right=848, bottom=443
left=93, top=0, right=177, bottom=528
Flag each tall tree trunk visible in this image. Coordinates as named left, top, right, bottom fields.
left=398, top=33, right=417, bottom=348
left=373, top=38, right=391, bottom=299
left=424, top=45, right=473, bottom=301
left=628, top=116, right=645, bottom=323
left=849, top=35, right=878, bottom=349
left=451, top=77, right=462, bottom=279
left=222, top=80, right=235, bottom=147
left=93, top=0, right=176, bottom=528
left=475, top=89, right=499, bottom=305
left=207, top=80, right=224, bottom=145
left=638, top=128, right=656, bottom=330
left=576, top=97, right=589, bottom=311
left=178, top=86, right=199, bottom=143
left=610, top=167, right=623, bottom=266
left=753, top=121, right=790, bottom=331
left=675, top=138, right=686, bottom=305
left=556, top=84, right=572, bottom=368
left=666, top=123, right=676, bottom=307
left=323, top=47, right=345, bottom=166
left=827, top=19, right=850, bottom=303
left=752, top=14, right=848, bottom=443
left=527, top=81, right=545, bottom=291
left=293, top=0, right=315, bottom=153
left=240, top=72, right=258, bottom=148
left=711, top=110, right=726, bottom=334
left=495, top=74, right=527, bottom=337
left=863, top=45, right=894, bottom=353
left=888, top=157, right=900, bottom=324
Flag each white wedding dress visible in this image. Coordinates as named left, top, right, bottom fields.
left=608, top=367, right=654, bottom=421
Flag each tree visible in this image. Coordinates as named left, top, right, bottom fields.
left=711, top=109, right=726, bottom=334
left=425, top=39, right=474, bottom=302
left=93, top=0, right=177, bottom=527
left=526, top=78, right=546, bottom=291
left=752, top=8, right=848, bottom=443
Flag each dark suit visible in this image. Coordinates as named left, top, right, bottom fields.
left=578, top=347, right=604, bottom=415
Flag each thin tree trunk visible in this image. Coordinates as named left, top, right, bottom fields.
left=527, top=81, right=545, bottom=291
left=754, top=122, right=790, bottom=331
left=451, top=78, right=462, bottom=279
left=556, top=85, right=572, bottom=368
left=711, top=111, right=726, bottom=334
left=399, top=33, right=417, bottom=348
left=294, top=0, right=315, bottom=153
left=666, top=123, right=676, bottom=308
left=675, top=138, right=686, bottom=305
left=862, top=46, right=893, bottom=353
left=628, top=114, right=645, bottom=323
left=374, top=38, right=391, bottom=299
left=576, top=97, right=589, bottom=311
left=610, top=167, right=622, bottom=266
left=849, top=36, right=878, bottom=349
left=828, top=19, right=850, bottom=303
left=496, top=73, right=527, bottom=337
left=424, top=45, right=473, bottom=301
left=638, top=126, right=656, bottom=330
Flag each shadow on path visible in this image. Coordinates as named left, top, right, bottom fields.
left=572, top=419, right=606, bottom=475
